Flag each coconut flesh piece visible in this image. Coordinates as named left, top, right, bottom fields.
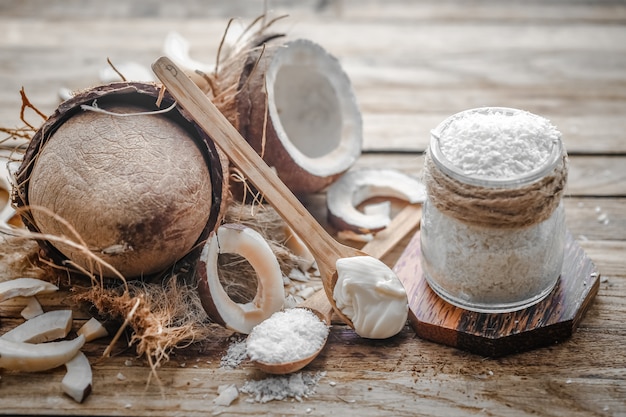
left=327, top=168, right=427, bottom=234
left=1, top=309, right=73, bottom=343
left=0, top=334, right=85, bottom=372
left=196, top=224, right=285, bottom=334
left=216, top=37, right=362, bottom=195
left=13, top=82, right=229, bottom=279
left=20, top=296, right=44, bottom=319
left=0, top=277, right=58, bottom=303
left=62, top=351, right=93, bottom=403
left=77, top=316, right=109, bottom=342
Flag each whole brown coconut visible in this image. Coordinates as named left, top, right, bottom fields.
left=213, top=36, right=362, bottom=196
left=14, top=82, right=229, bottom=279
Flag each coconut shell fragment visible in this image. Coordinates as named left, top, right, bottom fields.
left=13, top=82, right=230, bottom=279
left=214, top=36, right=362, bottom=196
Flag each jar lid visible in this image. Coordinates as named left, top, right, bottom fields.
left=430, top=107, right=564, bottom=188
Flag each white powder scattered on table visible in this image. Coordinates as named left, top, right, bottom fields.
left=220, top=338, right=248, bottom=369
left=246, top=308, right=329, bottom=364
left=240, top=371, right=326, bottom=403
left=437, top=109, right=560, bottom=178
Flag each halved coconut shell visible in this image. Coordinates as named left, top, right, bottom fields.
left=13, top=82, right=230, bottom=279
left=215, top=36, right=362, bottom=196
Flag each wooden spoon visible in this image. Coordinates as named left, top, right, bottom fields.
left=153, top=56, right=364, bottom=327
left=253, top=203, right=422, bottom=374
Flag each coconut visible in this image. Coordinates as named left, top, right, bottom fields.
left=13, top=82, right=229, bottom=279
left=213, top=35, right=362, bottom=196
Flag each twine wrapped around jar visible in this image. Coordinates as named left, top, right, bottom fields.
left=422, top=148, right=568, bottom=229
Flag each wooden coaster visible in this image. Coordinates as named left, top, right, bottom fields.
left=393, top=231, right=600, bottom=357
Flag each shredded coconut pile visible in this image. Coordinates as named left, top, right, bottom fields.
left=241, top=371, right=326, bottom=403
left=438, top=109, right=560, bottom=178
left=246, top=308, right=329, bottom=364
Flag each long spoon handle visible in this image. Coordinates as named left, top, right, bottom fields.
left=152, top=57, right=350, bottom=268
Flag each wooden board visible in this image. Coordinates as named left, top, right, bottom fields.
left=394, top=231, right=600, bottom=357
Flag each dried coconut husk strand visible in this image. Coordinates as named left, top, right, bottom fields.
left=422, top=148, right=568, bottom=229
left=13, top=82, right=230, bottom=279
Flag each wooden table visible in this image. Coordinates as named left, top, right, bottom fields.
left=1, top=1, right=625, bottom=415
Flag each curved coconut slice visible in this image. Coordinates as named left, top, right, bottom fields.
left=1, top=309, right=73, bottom=343
left=216, top=37, right=362, bottom=195
left=327, top=168, right=426, bottom=234
left=0, top=335, right=85, bottom=372
left=62, top=351, right=93, bottom=403
left=196, top=224, right=285, bottom=334
left=0, top=278, right=58, bottom=303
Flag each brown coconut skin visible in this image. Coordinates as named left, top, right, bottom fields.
left=195, top=232, right=227, bottom=327
left=14, top=82, right=230, bottom=279
left=215, top=35, right=347, bottom=196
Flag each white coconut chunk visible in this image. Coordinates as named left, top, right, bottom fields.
left=0, top=335, right=85, bottom=372
left=20, top=296, right=44, bottom=319
left=199, top=224, right=285, bottom=334
left=1, top=310, right=73, bottom=343
left=327, top=168, right=426, bottom=233
left=213, top=383, right=239, bottom=406
left=77, top=317, right=109, bottom=342
left=283, top=225, right=316, bottom=271
left=0, top=278, right=59, bottom=303
left=62, top=351, right=93, bottom=403
left=288, top=267, right=310, bottom=283
left=58, top=87, right=74, bottom=101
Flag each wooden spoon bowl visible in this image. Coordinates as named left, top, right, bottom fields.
left=251, top=289, right=333, bottom=375
left=251, top=203, right=422, bottom=374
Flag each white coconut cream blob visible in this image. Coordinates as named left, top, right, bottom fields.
left=333, top=256, right=408, bottom=339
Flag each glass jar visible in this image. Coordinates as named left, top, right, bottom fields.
left=420, top=107, right=568, bottom=313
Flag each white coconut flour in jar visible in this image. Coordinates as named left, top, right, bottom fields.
left=421, top=107, right=568, bottom=313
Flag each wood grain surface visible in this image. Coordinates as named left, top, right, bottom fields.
left=1, top=1, right=625, bottom=416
